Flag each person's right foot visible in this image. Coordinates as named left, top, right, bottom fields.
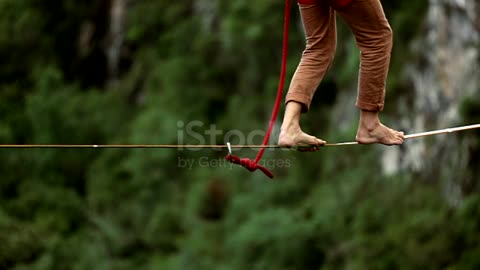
left=278, top=126, right=326, bottom=151
left=356, top=122, right=404, bottom=145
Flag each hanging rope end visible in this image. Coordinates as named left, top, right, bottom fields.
left=225, top=142, right=274, bottom=179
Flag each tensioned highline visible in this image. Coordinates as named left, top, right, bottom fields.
left=0, top=124, right=479, bottom=149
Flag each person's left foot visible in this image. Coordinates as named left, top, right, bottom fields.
left=278, top=126, right=326, bottom=151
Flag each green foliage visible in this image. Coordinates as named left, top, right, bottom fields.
left=0, top=0, right=479, bottom=269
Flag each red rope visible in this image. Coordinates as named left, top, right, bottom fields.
left=226, top=0, right=292, bottom=179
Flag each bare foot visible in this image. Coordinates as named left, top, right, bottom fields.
left=278, top=127, right=326, bottom=151
left=356, top=122, right=404, bottom=145
left=279, top=101, right=325, bottom=151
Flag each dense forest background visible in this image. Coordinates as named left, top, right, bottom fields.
left=1, top=0, right=479, bottom=269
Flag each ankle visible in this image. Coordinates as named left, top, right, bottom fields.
left=281, top=122, right=301, bottom=133
left=359, top=110, right=381, bottom=131
left=281, top=101, right=303, bottom=133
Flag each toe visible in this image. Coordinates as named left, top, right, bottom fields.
left=317, top=138, right=326, bottom=145
left=308, top=136, right=321, bottom=146
left=311, top=136, right=326, bottom=146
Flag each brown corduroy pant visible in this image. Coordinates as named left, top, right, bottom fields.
left=286, top=0, right=393, bottom=112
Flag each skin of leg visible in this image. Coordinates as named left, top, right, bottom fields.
left=279, top=0, right=336, bottom=149
left=337, top=0, right=404, bottom=145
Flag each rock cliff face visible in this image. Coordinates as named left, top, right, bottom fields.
left=382, top=0, right=479, bottom=202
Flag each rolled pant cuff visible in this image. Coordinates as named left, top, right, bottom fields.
left=285, top=92, right=312, bottom=113
left=356, top=100, right=384, bottom=112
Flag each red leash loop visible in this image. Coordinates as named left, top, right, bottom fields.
left=226, top=0, right=292, bottom=179
left=226, top=154, right=274, bottom=178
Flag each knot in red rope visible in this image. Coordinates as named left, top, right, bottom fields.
left=226, top=154, right=274, bottom=179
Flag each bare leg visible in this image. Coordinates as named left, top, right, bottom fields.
left=356, top=110, right=404, bottom=145
left=278, top=101, right=326, bottom=150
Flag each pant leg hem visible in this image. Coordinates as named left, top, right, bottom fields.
left=285, top=92, right=312, bottom=113
left=356, top=100, right=384, bottom=112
